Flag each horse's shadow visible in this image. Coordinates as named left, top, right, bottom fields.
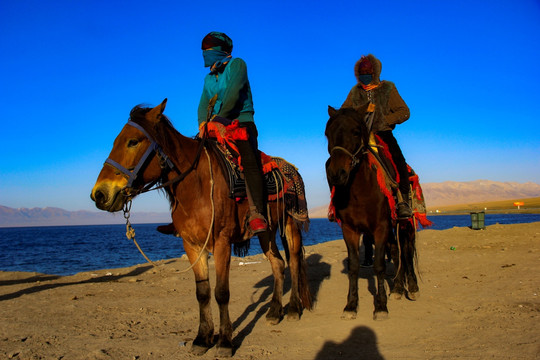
left=0, top=265, right=154, bottom=302
left=315, top=325, right=385, bottom=360
left=232, top=253, right=331, bottom=348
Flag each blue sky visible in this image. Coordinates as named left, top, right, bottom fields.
left=1, top=0, right=539, bottom=213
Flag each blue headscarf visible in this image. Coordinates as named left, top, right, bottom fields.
left=203, top=49, right=231, bottom=68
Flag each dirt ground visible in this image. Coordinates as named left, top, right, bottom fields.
left=1, top=222, right=539, bottom=359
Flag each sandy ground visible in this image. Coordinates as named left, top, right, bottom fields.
left=1, top=222, right=539, bottom=359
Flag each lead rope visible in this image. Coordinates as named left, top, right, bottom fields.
left=122, top=146, right=215, bottom=273
left=124, top=200, right=157, bottom=266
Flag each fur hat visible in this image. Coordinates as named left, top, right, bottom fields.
left=354, top=54, right=382, bottom=83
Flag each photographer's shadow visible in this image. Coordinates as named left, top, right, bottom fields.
left=315, top=326, right=385, bottom=360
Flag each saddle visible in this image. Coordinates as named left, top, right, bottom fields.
left=366, top=134, right=431, bottom=227
left=207, top=139, right=282, bottom=199
left=204, top=121, right=309, bottom=228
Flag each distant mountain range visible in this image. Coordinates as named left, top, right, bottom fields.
left=1, top=180, right=539, bottom=227
left=309, top=180, right=540, bottom=218
left=0, top=205, right=171, bottom=228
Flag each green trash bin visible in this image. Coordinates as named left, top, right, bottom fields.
left=470, top=211, right=485, bottom=230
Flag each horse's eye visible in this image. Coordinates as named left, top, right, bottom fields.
left=127, top=139, right=139, bottom=148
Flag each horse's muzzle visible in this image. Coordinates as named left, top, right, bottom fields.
left=327, top=167, right=350, bottom=187
left=90, top=183, right=125, bottom=212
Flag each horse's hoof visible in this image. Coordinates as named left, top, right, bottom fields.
left=190, top=344, right=211, bottom=356
left=341, top=310, right=357, bottom=320
left=407, top=291, right=419, bottom=301
left=266, top=317, right=279, bottom=325
left=286, top=312, right=300, bottom=322
left=391, top=292, right=403, bottom=300
left=266, top=306, right=283, bottom=325
left=215, top=346, right=234, bottom=358
left=373, top=311, right=389, bottom=321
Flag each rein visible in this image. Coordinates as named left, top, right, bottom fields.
left=330, top=144, right=366, bottom=168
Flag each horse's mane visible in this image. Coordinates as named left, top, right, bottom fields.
left=128, top=104, right=183, bottom=156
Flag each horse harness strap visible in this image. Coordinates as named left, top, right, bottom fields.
left=104, top=120, right=208, bottom=197
left=330, top=137, right=398, bottom=189
left=330, top=145, right=366, bottom=167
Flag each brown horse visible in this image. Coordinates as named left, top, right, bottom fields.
left=91, top=99, right=311, bottom=357
left=325, top=105, right=419, bottom=320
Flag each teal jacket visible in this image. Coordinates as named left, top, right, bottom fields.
left=197, top=57, right=255, bottom=127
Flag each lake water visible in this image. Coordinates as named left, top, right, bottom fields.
left=0, top=214, right=538, bottom=276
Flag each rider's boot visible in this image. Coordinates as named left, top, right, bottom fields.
left=397, top=190, right=413, bottom=219
left=245, top=181, right=268, bottom=234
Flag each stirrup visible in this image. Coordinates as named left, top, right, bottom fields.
left=248, top=213, right=267, bottom=234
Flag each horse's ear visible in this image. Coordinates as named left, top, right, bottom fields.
left=147, top=98, right=168, bottom=124
left=328, top=106, right=337, bottom=117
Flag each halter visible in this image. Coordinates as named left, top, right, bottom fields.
left=104, top=120, right=176, bottom=193
left=105, top=120, right=208, bottom=198
left=330, top=144, right=366, bottom=168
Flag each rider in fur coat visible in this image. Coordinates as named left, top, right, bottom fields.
left=341, top=54, right=413, bottom=218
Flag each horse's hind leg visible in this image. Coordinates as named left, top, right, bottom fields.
left=373, top=227, right=389, bottom=320
left=390, top=229, right=406, bottom=300
left=258, top=229, right=285, bottom=325
left=212, top=240, right=234, bottom=357
left=283, top=217, right=312, bottom=321
left=402, top=222, right=419, bottom=300
left=184, top=242, right=214, bottom=355
left=341, top=226, right=360, bottom=320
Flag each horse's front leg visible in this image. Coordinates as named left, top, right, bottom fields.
left=184, top=240, right=214, bottom=356
left=341, top=226, right=360, bottom=320
left=258, top=230, right=285, bottom=325
left=213, top=240, right=234, bottom=357
left=373, top=226, right=389, bottom=320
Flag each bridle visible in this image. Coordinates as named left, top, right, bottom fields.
left=328, top=109, right=375, bottom=168
left=105, top=121, right=175, bottom=190
left=104, top=120, right=206, bottom=198
left=330, top=144, right=367, bottom=168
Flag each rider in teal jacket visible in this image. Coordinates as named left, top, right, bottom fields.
left=197, top=57, right=254, bottom=127
left=198, top=31, right=267, bottom=235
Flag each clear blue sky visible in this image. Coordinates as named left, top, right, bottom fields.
left=1, top=0, right=539, bottom=213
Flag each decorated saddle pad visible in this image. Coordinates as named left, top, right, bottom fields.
left=205, top=121, right=309, bottom=227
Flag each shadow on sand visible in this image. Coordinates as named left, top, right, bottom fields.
left=0, top=265, right=154, bottom=301
left=315, top=326, right=385, bottom=359
left=232, top=253, right=332, bottom=351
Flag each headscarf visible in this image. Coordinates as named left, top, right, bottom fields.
left=201, top=31, right=233, bottom=72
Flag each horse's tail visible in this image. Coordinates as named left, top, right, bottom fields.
left=282, top=215, right=313, bottom=311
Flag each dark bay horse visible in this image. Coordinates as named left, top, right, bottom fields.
left=325, top=105, right=419, bottom=320
left=91, top=99, right=311, bottom=357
